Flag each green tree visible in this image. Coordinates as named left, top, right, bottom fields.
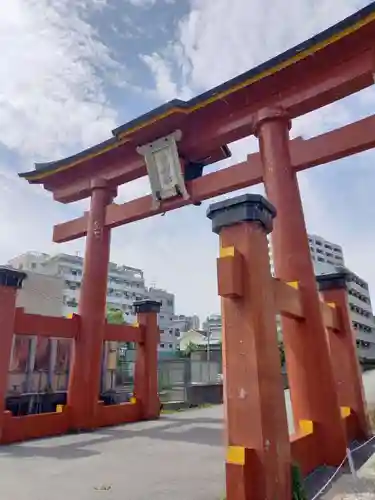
left=106, top=308, right=133, bottom=364
left=180, top=341, right=198, bottom=357
left=106, top=308, right=125, bottom=325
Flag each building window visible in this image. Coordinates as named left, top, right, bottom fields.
left=168, top=344, right=173, bottom=349
left=160, top=343, right=165, bottom=349
left=315, top=240, right=322, bottom=246
left=317, top=257, right=324, bottom=262
left=31, top=262, right=36, bottom=269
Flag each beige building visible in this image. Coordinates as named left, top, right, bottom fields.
left=8, top=270, right=65, bottom=395
left=16, top=270, right=64, bottom=317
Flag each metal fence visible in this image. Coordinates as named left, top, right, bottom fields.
left=114, top=357, right=222, bottom=404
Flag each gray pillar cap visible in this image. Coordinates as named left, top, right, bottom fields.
left=134, top=300, right=162, bottom=314
left=206, top=193, right=276, bottom=234
left=316, top=271, right=349, bottom=291
left=0, top=267, right=27, bottom=289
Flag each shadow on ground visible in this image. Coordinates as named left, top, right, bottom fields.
left=305, top=440, right=375, bottom=499
left=0, top=415, right=223, bottom=460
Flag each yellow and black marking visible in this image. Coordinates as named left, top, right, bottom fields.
left=20, top=3, right=375, bottom=182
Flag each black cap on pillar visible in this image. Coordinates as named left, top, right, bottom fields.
left=316, top=271, right=349, bottom=291
left=206, top=193, right=277, bottom=235
left=133, top=299, right=162, bottom=314
left=0, top=267, right=27, bottom=289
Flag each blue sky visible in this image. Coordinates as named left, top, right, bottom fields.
left=1, top=0, right=374, bottom=321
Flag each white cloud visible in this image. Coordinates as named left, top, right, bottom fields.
left=128, top=0, right=156, bottom=6
left=141, top=52, right=193, bottom=101
left=0, top=0, right=119, bottom=161
left=174, top=0, right=368, bottom=92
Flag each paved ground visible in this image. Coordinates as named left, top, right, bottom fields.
left=0, top=405, right=225, bottom=500
left=1, top=371, right=375, bottom=500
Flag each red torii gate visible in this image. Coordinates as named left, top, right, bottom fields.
left=19, top=3, right=375, bottom=499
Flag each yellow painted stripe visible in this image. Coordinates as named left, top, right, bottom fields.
left=341, top=406, right=351, bottom=418
left=226, top=446, right=245, bottom=465
left=130, top=397, right=137, bottom=404
left=287, top=281, right=299, bottom=290
left=27, top=11, right=375, bottom=181
left=299, top=419, right=314, bottom=435
left=133, top=321, right=139, bottom=328
left=56, top=405, right=64, bottom=413
left=327, top=302, right=336, bottom=308
left=28, top=137, right=130, bottom=181
left=220, top=246, right=235, bottom=258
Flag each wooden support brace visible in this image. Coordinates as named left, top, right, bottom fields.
left=217, top=246, right=244, bottom=298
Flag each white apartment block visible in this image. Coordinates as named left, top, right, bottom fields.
left=172, top=314, right=200, bottom=334
left=269, top=234, right=375, bottom=361
left=308, top=234, right=345, bottom=266
left=313, top=259, right=375, bottom=361
left=147, top=287, right=178, bottom=351
left=8, top=252, right=178, bottom=352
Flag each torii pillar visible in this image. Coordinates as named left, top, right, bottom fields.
left=0, top=268, right=26, bottom=441
left=317, top=272, right=370, bottom=439
left=255, top=107, right=347, bottom=464
left=68, top=179, right=117, bottom=429
left=207, top=194, right=291, bottom=500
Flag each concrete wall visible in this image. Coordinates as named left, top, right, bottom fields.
left=8, top=271, right=65, bottom=395
left=16, top=271, right=64, bottom=317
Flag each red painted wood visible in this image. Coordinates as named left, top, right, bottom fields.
left=290, top=432, right=319, bottom=477
left=1, top=411, right=70, bottom=444
left=133, top=310, right=160, bottom=420
left=38, top=23, right=375, bottom=202
left=14, top=308, right=79, bottom=338
left=67, top=180, right=114, bottom=430
left=219, top=222, right=291, bottom=499
left=0, top=287, right=19, bottom=441
left=321, top=287, right=370, bottom=440
left=256, top=106, right=347, bottom=466
left=53, top=111, right=375, bottom=243
left=104, top=323, right=144, bottom=343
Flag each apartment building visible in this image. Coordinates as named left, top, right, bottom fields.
left=269, top=234, right=375, bottom=360
left=8, top=252, right=178, bottom=351
left=147, top=287, right=177, bottom=350
left=314, top=260, right=375, bottom=361
left=202, top=314, right=222, bottom=341
left=308, top=234, right=345, bottom=266
left=172, top=314, right=200, bottom=334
